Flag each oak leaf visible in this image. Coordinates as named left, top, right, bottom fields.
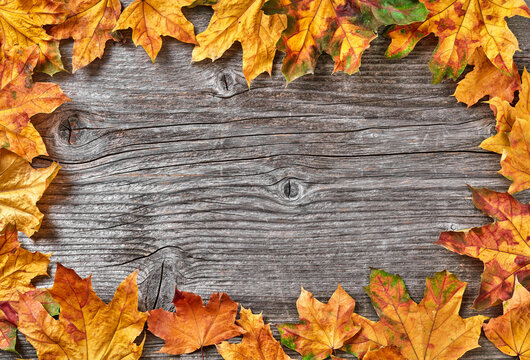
left=0, top=224, right=56, bottom=353
left=385, top=0, right=530, bottom=83
left=192, top=0, right=287, bottom=86
left=114, top=0, right=198, bottom=62
left=277, top=285, right=360, bottom=360
left=262, top=0, right=427, bottom=83
left=0, top=150, right=60, bottom=237
left=454, top=48, right=521, bottom=107
left=0, top=0, right=67, bottom=75
left=343, top=269, right=487, bottom=359
left=217, top=307, right=292, bottom=360
left=49, top=0, right=122, bottom=72
left=437, top=187, right=530, bottom=310
left=18, top=263, right=147, bottom=359
left=0, top=47, right=70, bottom=161
left=147, top=286, right=245, bottom=355
left=483, top=281, right=530, bottom=359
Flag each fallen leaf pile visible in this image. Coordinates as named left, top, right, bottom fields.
left=0, top=0, right=529, bottom=358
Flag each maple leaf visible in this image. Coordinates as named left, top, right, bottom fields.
left=276, top=285, right=360, bottom=360
left=262, top=0, right=427, bottom=83
left=437, top=187, right=530, bottom=310
left=18, top=263, right=147, bottom=359
left=483, top=281, right=530, bottom=359
left=364, top=346, right=406, bottom=360
left=0, top=0, right=67, bottom=75
left=0, top=150, right=60, bottom=237
left=191, top=0, right=287, bottom=86
left=49, top=0, right=122, bottom=73
left=114, top=0, right=198, bottom=62
left=385, top=0, right=530, bottom=83
left=217, top=307, right=293, bottom=360
left=343, top=269, right=487, bottom=360
left=0, top=47, right=70, bottom=162
left=454, top=48, right=521, bottom=107
left=0, top=223, right=56, bottom=353
left=147, top=286, right=245, bottom=355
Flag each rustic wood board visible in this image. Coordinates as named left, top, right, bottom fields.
left=8, top=5, right=530, bottom=359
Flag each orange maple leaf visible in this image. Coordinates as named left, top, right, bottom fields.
left=454, top=48, right=521, bottom=107
left=217, top=307, right=292, bottom=360
left=0, top=0, right=67, bottom=75
left=438, top=187, right=530, bottom=310
left=0, top=223, right=57, bottom=353
left=0, top=46, right=70, bottom=162
left=385, top=0, right=530, bottom=83
left=364, top=346, right=406, bottom=360
left=343, top=269, right=487, bottom=359
left=114, top=0, right=198, bottom=62
left=49, top=0, right=122, bottom=72
left=147, top=286, right=245, bottom=356
left=18, top=263, right=148, bottom=359
left=263, top=0, right=427, bottom=83
left=277, top=285, right=360, bottom=360
left=483, top=281, right=530, bottom=359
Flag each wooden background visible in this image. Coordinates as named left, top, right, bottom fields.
left=9, top=5, right=530, bottom=359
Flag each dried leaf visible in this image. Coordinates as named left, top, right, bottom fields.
left=192, top=0, right=286, bottom=86
left=277, top=285, right=360, bottom=360
left=0, top=0, right=67, bottom=75
left=50, top=0, right=122, bottom=72
left=217, top=307, right=292, bottom=360
left=437, top=187, right=530, bottom=310
left=0, top=47, right=70, bottom=161
left=114, top=0, right=197, bottom=62
left=18, top=263, right=147, bottom=359
left=483, top=281, right=530, bottom=359
left=385, top=0, right=530, bottom=83
left=0, top=224, right=54, bottom=353
left=148, top=286, right=245, bottom=355
left=343, top=269, right=487, bottom=359
left=454, top=48, right=521, bottom=107
left=263, top=0, right=427, bottom=83
left=0, top=150, right=60, bottom=237
left=364, top=346, right=406, bottom=360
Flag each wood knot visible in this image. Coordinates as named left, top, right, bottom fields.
left=215, top=70, right=248, bottom=98
left=58, top=115, right=80, bottom=145
left=280, top=178, right=303, bottom=201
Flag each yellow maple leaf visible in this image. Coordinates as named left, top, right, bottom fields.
left=192, top=0, right=287, bottom=86
left=454, top=48, right=521, bottom=107
left=0, top=150, right=60, bottom=237
left=483, top=281, right=530, bottom=360
left=49, top=0, right=122, bottom=72
left=18, top=263, right=148, bottom=359
left=386, top=0, right=530, bottom=83
left=0, top=0, right=67, bottom=75
left=114, top=0, right=198, bottom=62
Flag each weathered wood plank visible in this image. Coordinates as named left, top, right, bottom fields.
left=6, top=5, right=530, bottom=359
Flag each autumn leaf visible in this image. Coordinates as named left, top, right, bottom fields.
left=0, top=0, right=67, bottom=75
left=0, top=47, right=70, bottom=162
left=343, top=269, right=487, bottom=359
left=114, top=0, right=198, bottom=62
left=18, top=263, right=147, bottom=359
left=385, top=0, right=530, bottom=83
left=483, top=281, right=530, bottom=359
left=49, top=0, right=122, bottom=72
left=262, top=0, right=427, bottom=83
left=148, top=286, right=245, bottom=355
left=217, top=307, right=292, bottom=360
left=454, top=48, right=521, bottom=107
left=0, top=150, right=60, bottom=237
left=277, top=285, right=360, bottom=360
left=191, top=0, right=286, bottom=86
left=364, top=346, right=406, bottom=360
left=0, top=223, right=56, bottom=353
left=438, top=187, right=530, bottom=310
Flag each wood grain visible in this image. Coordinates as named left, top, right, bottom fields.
left=6, top=5, right=530, bottom=359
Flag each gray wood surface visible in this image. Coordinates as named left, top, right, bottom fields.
left=6, top=5, right=530, bottom=359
